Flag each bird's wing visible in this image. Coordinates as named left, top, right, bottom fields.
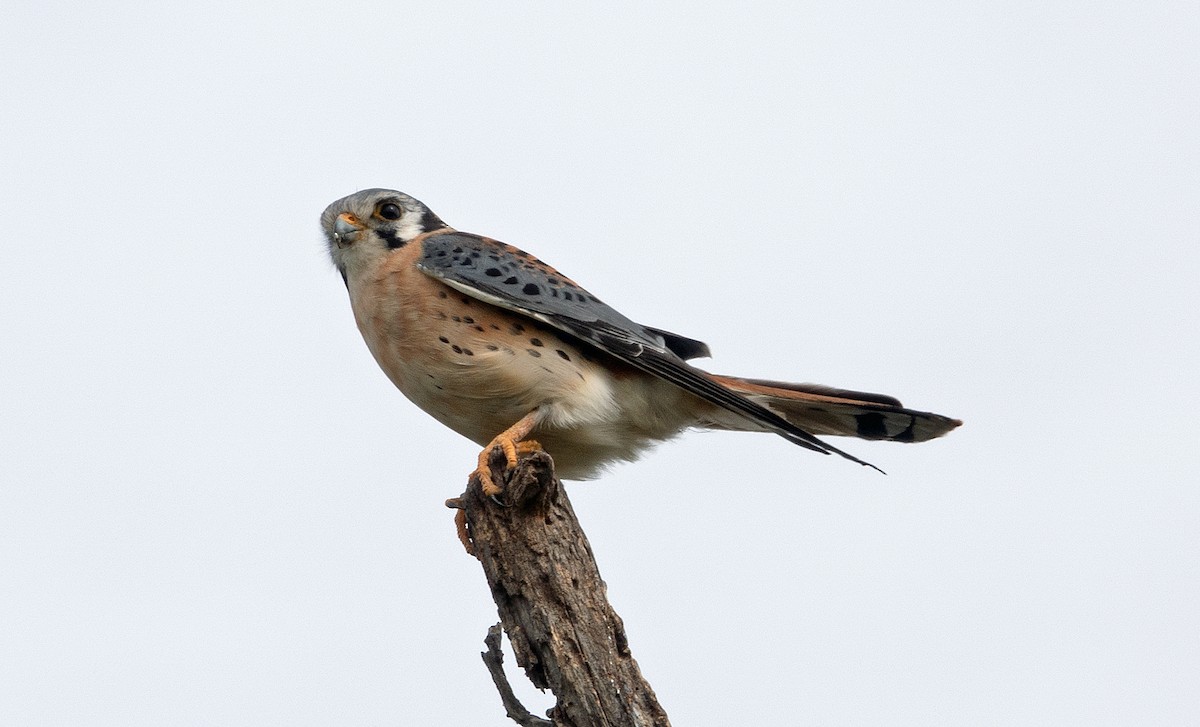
left=415, top=231, right=881, bottom=471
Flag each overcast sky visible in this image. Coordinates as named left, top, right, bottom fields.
left=2, top=2, right=1197, bottom=725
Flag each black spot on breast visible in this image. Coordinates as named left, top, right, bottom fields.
left=556, top=350, right=571, bottom=361
left=460, top=297, right=471, bottom=305
left=463, top=348, right=474, bottom=356
left=462, top=316, right=474, bottom=324
left=490, top=324, right=501, bottom=331
left=473, top=325, right=485, bottom=332
left=522, top=283, right=541, bottom=296
left=510, top=323, right=525, bottom=333
left=438, top=291, right=448, bottom=299
left=527, top=349, right=542, bottom=358
left=452, top=345, right=463, bottom=354
left=451, top=316, right=461, bottom=322
left=438, top=336, right=450, bottom=344
left=529, top=338, right=543, bottom=347
left=486, top=344, right=499, bottom=351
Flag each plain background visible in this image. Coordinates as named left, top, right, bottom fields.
left=2, top=2, right=1196, bottom=724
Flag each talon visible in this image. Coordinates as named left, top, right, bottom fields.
left=475, top=447, right=506, bottom=498
left=453, top=508, right=475, bottom=556
left=470, top=411, right=540, bottom=499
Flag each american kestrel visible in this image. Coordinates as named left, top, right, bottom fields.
left=322, top=189, right=960, bottom=494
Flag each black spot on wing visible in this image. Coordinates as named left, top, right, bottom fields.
left=417, top=232, right=668, bottom=350
left=415, top=233, right=879, bottom=471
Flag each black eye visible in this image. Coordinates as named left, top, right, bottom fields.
left=378, top=203, right=403, bottom=220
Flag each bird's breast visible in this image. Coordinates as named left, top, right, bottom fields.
left=345, top=250, right=624, bottom=443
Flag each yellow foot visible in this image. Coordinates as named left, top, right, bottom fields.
left=445, top=497, right=474, bottom=556
left=472, top=413, right=541, bottom=498
left=516, top=439, right=543, bottom=455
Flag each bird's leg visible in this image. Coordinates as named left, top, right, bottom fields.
left=475, top=410, right=541, bottom=498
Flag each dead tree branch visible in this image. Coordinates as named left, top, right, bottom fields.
left=448, top=448, right=671, bottom=727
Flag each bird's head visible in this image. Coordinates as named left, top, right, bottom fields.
left=320, top=188, right=448, bottom=280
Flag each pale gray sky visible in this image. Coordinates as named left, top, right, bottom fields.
left=2, top=1, right=1197, bottom=724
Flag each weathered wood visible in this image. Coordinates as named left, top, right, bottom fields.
left=452, top=448, right=671, bottom=727
left=481, top=624, right=554, bottom=727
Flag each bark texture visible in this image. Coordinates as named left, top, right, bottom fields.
left=453, top=448, right=671, bottom=727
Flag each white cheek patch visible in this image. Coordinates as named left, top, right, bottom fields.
left=395, top=210, right=427, bottom=241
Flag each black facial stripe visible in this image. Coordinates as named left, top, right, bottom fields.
left=377, top=227, right=406, bottom=249
left=420, top=210, right=447, bottom=232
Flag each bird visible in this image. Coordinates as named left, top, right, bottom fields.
left=321, top=188, right=960, bottom=495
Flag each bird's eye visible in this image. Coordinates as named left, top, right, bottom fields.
left=378, top=203, right=403, bottom=220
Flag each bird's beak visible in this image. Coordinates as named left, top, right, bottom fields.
left=332, top=213, right=365, bottom=248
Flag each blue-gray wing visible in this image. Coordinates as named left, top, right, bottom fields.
left=415, top=231, right=684, bottom=355
left=415, top=231, right=880, bottom=469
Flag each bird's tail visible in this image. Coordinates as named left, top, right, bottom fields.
left=706, top=374, right=961, bottom=443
